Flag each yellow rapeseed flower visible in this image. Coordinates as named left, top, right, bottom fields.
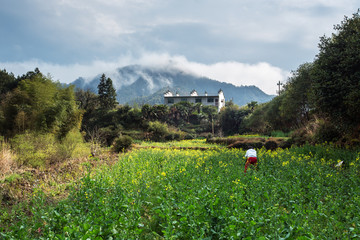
left=161, top=171, right=166, bottom=177
left=282, top=161, right=289, bottom=166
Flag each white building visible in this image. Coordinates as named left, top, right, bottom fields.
left=164, top=89, right=225, bottom=112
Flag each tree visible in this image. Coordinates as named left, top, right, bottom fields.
left=312, top=11, right=360, bottom=129
left=0, top=69, right=82, bottom=138
left=141, top=104, right=169, bottom=122
left=202, top=105, right=218, bottom=135
left=241, top=103, right=269, bottom=134
left=169, top=101, right=194, bottom=125
left=279, top=63, right=314, bottom=129
left=247, top=101, right=258, bottom=112
left=0, top=69, right=18, bottom=96
left=219, top=104, right=251, bottom=135
left=76, top=89, right=99, bottom=111
left=98, top=74, right=118, bottom=110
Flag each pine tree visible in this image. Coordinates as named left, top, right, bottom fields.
left=98, top=73, right=118, bottom=110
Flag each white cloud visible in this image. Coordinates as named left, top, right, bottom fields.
left=141, top=55, right=289, bottom=95
left=1, top=53, right=288, bottom=95
left=2, top=0, right=358, bottom=73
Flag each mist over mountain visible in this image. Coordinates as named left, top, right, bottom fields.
left=71, top=65, right=275, bottom=106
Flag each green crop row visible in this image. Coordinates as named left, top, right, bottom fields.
left=2, top=144, right=360, bottom=239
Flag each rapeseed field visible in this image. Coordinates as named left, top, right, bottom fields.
left=3, top=142, right=360, bottom=239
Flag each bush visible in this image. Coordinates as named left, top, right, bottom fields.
left=184, top=133, right=196, bottom=140
left=9, top=131, right=89, bottom=168
left=164, top=127, right=185, bottom=141
left=264, top=141, right=278, bottom=150
left=98, top=126, right=122, bottom=146
left=10, top=132, right=57, bottom=168
left=270, top=131, right=288, bottom=137
left=58, top=130, right=90, bottom=160
left=227, top=140, right=263, bottom=149
left=314, top=120, right=341, bottom=143
left=279, top=139, right=293, bottom=149
left=112, top=135, right=133, bottom=153
left=148, top=121, right=169, bottom=142
left=290, top=128, right=311, bottom=146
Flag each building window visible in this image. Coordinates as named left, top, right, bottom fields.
left=167, top=98, right=174, bottom=104
left=195, top=98, right=202, bottom=103
left=207, top=98, right=214, bottom=103
left=181, top=98, right=187, bottom=102
left=215, top=98, right=219, bottom=102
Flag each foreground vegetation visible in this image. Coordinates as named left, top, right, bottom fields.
left=2, top=142, right=360, bottom=239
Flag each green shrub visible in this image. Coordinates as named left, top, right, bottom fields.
left=264, top=140, right=278, bottom=150
left=58, top=130, right=90, bottom=160
left=9, top=131, right=89, bottom=168
left=184, top=133, right=196, bottom=140
left=10, top=132, right=57, bottom=168
left=270, top=131, right=287, bottom=137
left=98, top=126, right=122, bottom=146
left=290, top=128, right=311, bottom=146
left=3, top=173, right=21, bottom=183
left=148, top=121, right=169, bottom=142
left=165, top=128, right=185, bottom=141
left=314, top=120, right=341, bottom=143
left=112, top=135, right=133, bottom=153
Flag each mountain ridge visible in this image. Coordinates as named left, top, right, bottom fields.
left=71, top=65, right=275, bottom=106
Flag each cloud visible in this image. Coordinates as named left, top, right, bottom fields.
left=1, top=0, right=358, bottom=72
left=134, top=54, right=289, bottom=95
left=1, top=53, right=288, bottom=95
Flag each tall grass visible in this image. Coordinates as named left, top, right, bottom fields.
left=270, top=130, right=290, bottom=137
left=8, top=131, right=90, bottom=169
left=0, top=138, right=16, bottom=178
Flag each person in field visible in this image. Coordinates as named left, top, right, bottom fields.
left=244, top=146, right=257, bottom=173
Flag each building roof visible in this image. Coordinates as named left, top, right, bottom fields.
left=164, top=89, right=223, bottom=98
left=164, top=94, right=219, bottom=98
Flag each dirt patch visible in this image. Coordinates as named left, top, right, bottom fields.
left=207, top=137, right=292, bottom=150
left=133, top=145, right=217, bottom=151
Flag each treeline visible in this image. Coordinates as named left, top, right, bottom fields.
left=0, top=69, right=222, bottom=148
left=76, top=85, right=221, bottom=144
left=242, top=11, right=360, bottom=146
left=0, top=68, right=82, bottom=139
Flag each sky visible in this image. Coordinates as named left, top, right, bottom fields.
left=0, top=0, right=358, bottom=95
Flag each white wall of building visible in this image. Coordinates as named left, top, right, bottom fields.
left=164, top=89, right=225, bottom=112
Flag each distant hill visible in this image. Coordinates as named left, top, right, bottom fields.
left=71, top=65, right=275, bottom=106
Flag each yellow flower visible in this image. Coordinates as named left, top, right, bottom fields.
left=282, top=161, right=289, bottom=166
left=161, top=171, right=166, bottom=177
left=232, top=179, right=240, bottom=185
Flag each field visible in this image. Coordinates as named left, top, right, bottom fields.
left=2, top=141, right=360, bottom=239
left=134, top=139, right=224, bottom=149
